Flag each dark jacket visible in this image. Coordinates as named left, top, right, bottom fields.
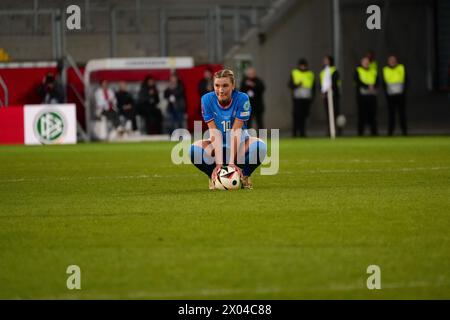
left=198, top=78, right=213, bottom=97
left=37, top=82, right=64, bottom=104
left=115, top=90, right=135, bottom=115
left=164, top=84, right=186, bottom=113
left=137, top=84, right=160, bottom=116
left=240, top=76, right=266, bottom=113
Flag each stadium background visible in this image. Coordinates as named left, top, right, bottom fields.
left=0, top=0, right=449, bottom=137
left=0, top=0, right=449, bottom=300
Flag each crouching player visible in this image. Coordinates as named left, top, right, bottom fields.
left=190, top=69, right=267, bottom=189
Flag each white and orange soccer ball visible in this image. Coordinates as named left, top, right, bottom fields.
left=213, top=166, right=242, bottom=190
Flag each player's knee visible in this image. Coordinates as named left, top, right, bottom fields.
left=190, top=144, right=203, bottom=164
left=248, top=139, right=267, bottom=164
left=256, top=140, right=267, bottom=162
left=192, top=140, right=204, bottom=147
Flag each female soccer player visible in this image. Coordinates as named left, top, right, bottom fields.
left=190, top=69, right=267, bottom=189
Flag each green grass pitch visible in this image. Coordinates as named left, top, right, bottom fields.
left=0, top=137, right=449, bottom=299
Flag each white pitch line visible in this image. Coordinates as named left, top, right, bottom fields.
left=291, top=166, right=450, bottom=175
left=0, top=174, right=166, bottom=183
left=36, top=280, right=450, bottom=300
left=0, top=166, right=449, bottom=184
left=291, top=159, right=417, bottom=164
left=126, top=280, right=450, bottom=299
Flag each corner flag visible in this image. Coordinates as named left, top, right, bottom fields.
left=321, top=66, right=336, bottom=139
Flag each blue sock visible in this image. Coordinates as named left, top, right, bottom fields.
left=242, top=140, right=267, bottom=177
left=190, top=145, right=215, bottom=178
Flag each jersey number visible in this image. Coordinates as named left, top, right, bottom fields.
left=221, top=120, right=231, bottom=131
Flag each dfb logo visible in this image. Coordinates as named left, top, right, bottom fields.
left=66, top=5, right=81, bottom=30
left=366, top=5, right=381, bottom=30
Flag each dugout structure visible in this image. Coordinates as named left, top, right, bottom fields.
left=84, top=57, right=191, bottom=140
left=84, top=57, right=222, bottom=140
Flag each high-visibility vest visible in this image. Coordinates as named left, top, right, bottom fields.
left=383, top=64, right=405, bottom=95
left=356, top=66, right=377, bottom=95
left=357, top=66, right=377, bottom=85
left=291, top=69, right=314, bottom=99
left=369, top=60, right=378, bottom=72
left=320, top=66, right=341, bottom=90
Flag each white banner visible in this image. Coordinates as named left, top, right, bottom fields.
left=85, top=57, right=194, bottom=76
left=24, top=104, right=77, bottom=145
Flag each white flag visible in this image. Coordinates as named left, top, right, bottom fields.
left=321, top=66, right=332, bottom=94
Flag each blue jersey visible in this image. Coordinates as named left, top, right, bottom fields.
left=201, top=90, right=251, bottom=147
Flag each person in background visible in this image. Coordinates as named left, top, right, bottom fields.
left=320, top=55, right=342, bottom=136
left=355, top=56, right=379, bottom=136
left=115, top=81, right=137, bottom=133
left=164, top=74, right=186, bottom=133
left=94, top=79, right=121, bottom=138
left=137, top=75, right=162, bottom=134
left=138, top=75, right=158, bottom=106
left=288, top=58, right=315, bottom=137
left=240, top=67, right=265, bottom=130
left=197, top=68, right=214, bottom=121
left=366, top=50, right=378, bottom=74
left=198, top=68, right=214, bottom=97
left=382, top=55, right=408, bottom=136
left=37, top=72, right=64, bottom=104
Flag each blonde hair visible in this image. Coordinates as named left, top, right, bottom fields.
left=213, top=69, right=235, bottom=85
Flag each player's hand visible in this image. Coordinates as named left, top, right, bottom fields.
left=211, top=164, right=222, bottom=181
left=228, top=164, right=243, bottom=178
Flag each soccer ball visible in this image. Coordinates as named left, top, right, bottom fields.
left=214, top=166, right=241, bottom=190
left=336, top=114, right=346, bottom=128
